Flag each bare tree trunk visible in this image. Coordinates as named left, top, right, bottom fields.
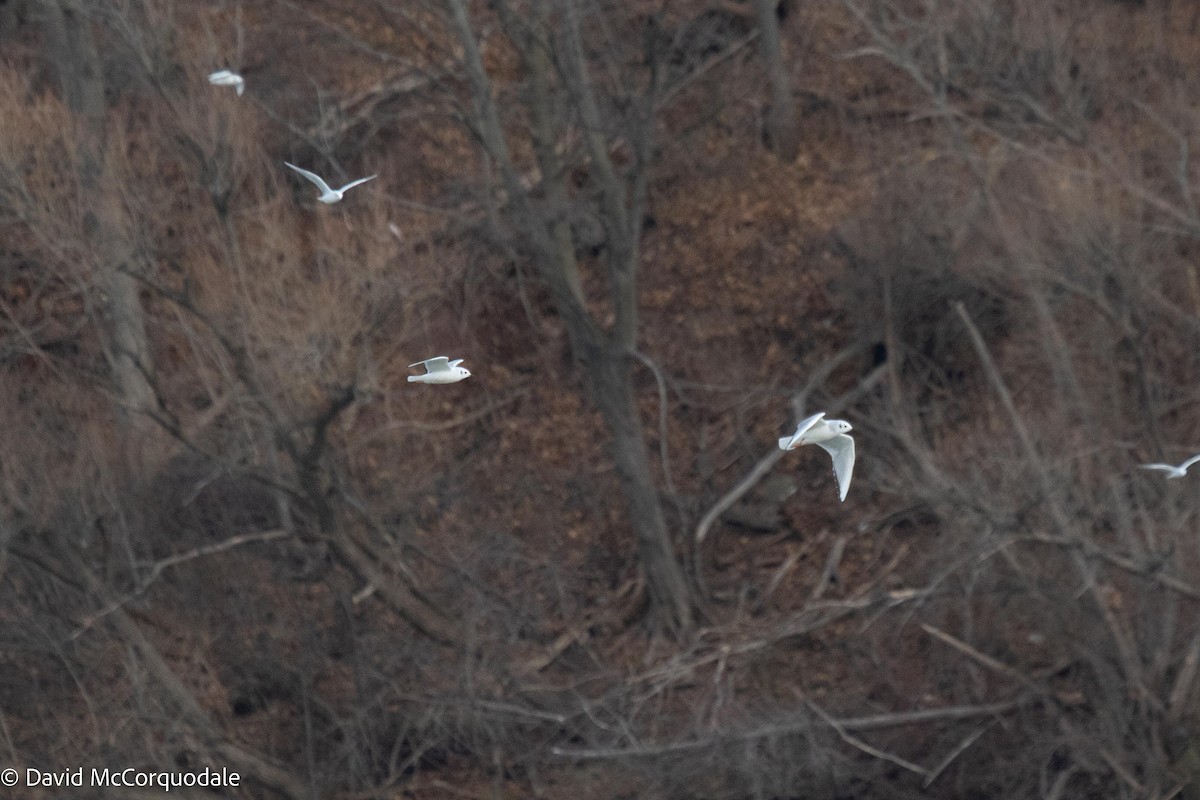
left=44, top=0, right=156, bottom=439
left=448, top=0, right=693, bottom=634
left=558, top=0, right=693, bottom=634
left=584, top=337, right=694, bottom=632
left=752, top=0, right=799, bottom=160
left=523, top=2, right=587, bottom=309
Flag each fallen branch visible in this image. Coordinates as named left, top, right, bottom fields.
left=626, top=585, right=923, bottom=692
left=550, top=700, right=1023, bottom=760
left=521, top=575, right=643, bottom=674
left=70, top=529, right=292, bottom=640
left=331, top=533, right=463, bottom=647
left=811, top=534, right=847, bottom=601
left=760, top=538, right=816, bottom=606
left=920, top=623, right=1042, bottom=692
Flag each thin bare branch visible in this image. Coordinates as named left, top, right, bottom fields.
left=550, top=701, right=1022, bottom=760
left=69, top=529, right=293, bottom=640
left=920, top=623, right=1041, bottom=692
left=923, top=726, right=988, bottom=788
left=807, top=699, right=931, bottom=778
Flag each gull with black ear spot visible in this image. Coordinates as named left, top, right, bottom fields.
left=778, top=411, right=856, bottom=502
left=407, top=356, right=470, bottom=385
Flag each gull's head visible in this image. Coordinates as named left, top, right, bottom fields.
left=455, top=367, right=471, bottom=379
left=833, top=420, right=853, bottom=434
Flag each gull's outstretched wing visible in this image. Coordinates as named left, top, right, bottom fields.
left=336, top=175, right=378, bottom=194
left=1140, top=464, right=1179, bottom=473
left=284, top=162, right=333, bottom=194
left=816, top=434, right=855, bottom=502
left=448, top=359, right=464, bottom=368
left=1180, top=454, right=1200, bottom=471
left=208, top=70, right=234, bottom=83
left=778, top=412, right=826, bottom=451
left=410, top=357, right=450, bottom=373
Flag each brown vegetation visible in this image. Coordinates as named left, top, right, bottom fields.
left=2, top=0, right=1200, bottom=798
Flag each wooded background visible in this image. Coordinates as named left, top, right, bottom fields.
left=2, top=1, right=1200, bottom=798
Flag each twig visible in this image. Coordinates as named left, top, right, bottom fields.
left=807, top=700, right=931, bottom=778
left=550, top=701, right=1022, bottom=760
left=920, top=623, right=1040, bottom=691
left=693, top=446, right=783, bottom=544
left=1169, top=630, right=1200, bottom=722
left=761, top=538, right=817, bottom=606
left=402, top=695, right=570, bottom=725
left=851, top=542, right=911, bottom=603
left=1015, top=532, right=1200, bottom=601
left=631, top=349, right=683, bottom=514
left=276, top=0, right=401, bottom=63
left=69, top=529, right=291, bottom=640
left=359, top=387, right=529, bottom=440
left=811, top=534, right=847, bottom=601
left=1099, top=748, right=1145, bottom=795
left=658, top=31, right=761, bottom=109
left=923, top=726, right=988, bottom=788
left=953, top=303, right=1057, bottom=516
left=309, top=68, right=447, bottom=144
left=520, top=576, right=641, bottom=674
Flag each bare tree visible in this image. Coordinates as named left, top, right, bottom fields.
left=445, top=0, right=693, bottom=633
left=752, top=0, right=799, bottom=159
left=831, top=1, right=1200, bottom=794
left=0, top=4, right=476, bottom=795
left=42, top=0, right=156, bottom=444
